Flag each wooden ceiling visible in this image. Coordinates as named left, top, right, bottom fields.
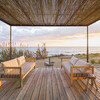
left=0, top=0, right=100, bottom=26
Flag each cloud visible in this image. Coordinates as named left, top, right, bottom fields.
left=0, top=20, right=100, bottom=46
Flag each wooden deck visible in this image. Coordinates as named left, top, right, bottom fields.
left=0, top=68, right=100, bottom=100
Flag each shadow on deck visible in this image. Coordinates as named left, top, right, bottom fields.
left=0, top=68, right=100, bottom=100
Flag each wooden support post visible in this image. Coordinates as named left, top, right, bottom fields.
left=10, top=26, right=12, bottom=59
left=87, top=26, right=89, bottom=62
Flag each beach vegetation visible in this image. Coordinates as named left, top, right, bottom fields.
left=98, top=59, right=100, bottom=64
left=91, top=59, right=95, bottom=64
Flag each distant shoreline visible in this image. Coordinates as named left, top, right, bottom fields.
left=0, top=46, right=100, bottom=56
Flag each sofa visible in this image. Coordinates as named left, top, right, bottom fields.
left=0, top=56, right=36, bottom=87
left=61, top=56, right=94, bottom=85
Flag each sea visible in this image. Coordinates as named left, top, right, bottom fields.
left=1, top=46, right=99, bottom=56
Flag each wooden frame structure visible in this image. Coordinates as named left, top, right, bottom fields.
left=61, top=57, right=94, bottom=85
left=0, top=0, right=99, bottom=26
left=0, top=57, right=36, bottom=87
left=0, top=0, right=99, bottom=61
left=70, top=66, right=94, bottom=85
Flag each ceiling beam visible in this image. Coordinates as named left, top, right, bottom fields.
left=88, top=19, right=100, bottom=26
left=11, top=24, right=87, bottom=26
left=54, top=0, right=63, bottom=25
left=38, top=0, right=45, bottom=25
left=64, top=0, right=87, bottom=25
left=0, top=5, right=22, bottom=25
left=0, top=18, right=11, bottom=25
left=14, top=0, right=34, bottom=25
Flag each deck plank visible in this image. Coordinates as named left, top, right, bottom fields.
left=57, top=69, right=75, bottom=100
left=52, top=68, right=61, bottom=100
left=82, top=79, right=100, bottom=99
left=8, top=69, right=35, bottom=100
left=16, top=69, right=38, bottom=100
left=22, top=69, right=41, bottom=100
left=46, top=68, right=53, bottom=100
left=31, top=68, right=44, bottom=100
left=77, top=80, right=98, bottom=100
left=54, top=68, right=68, bottom=100
left=38, top=68, right=47, bottom=100
left=0, top=81, right=16, bottom=99
left=0, top=68, right=100, bottom=100
left=61, top=69, right=84, bottom=100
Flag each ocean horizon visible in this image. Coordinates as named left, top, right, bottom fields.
left=1, top=46, right=100, bottom=56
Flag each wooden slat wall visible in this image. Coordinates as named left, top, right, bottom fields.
left=0, top=0, right=99, bottom=26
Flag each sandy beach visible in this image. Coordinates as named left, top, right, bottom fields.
left=36, top=56, right=100, bottom=69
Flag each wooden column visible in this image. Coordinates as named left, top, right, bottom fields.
left=10, top=26, right=12, bottom=59
left=87, top=26, right=89, bottom=62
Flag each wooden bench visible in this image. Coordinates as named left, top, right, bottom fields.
left=0, top=56, right=36, bottom=88
left=61, top=56, right=94, bottom=85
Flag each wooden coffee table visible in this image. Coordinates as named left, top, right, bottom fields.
left=44, top=57, right=54, bottom=67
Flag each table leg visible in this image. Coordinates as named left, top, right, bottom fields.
left=94, top=80, right=98, bottom=91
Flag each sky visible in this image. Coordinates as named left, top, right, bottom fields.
left=0, top=20, right=100, bottom=47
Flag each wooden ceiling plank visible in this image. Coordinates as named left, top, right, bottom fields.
left=38, top=0, right=45, bottom=25
left=64, top=0, right=87, bottom=25
left=0, top=5, right=21, bottom=25
left=14, top=0, right=34, bottom=25
left=54, top=0, right=63, bottom=25
left=78, top=6, right=100, bottom=25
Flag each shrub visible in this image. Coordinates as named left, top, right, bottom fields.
left=91, top=59, right=95, bottom=64
left=98, top=59, right=100, bottom=64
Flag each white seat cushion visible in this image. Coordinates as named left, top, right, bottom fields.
left=17, top=56, right=26, bottom=66
left=74, top=60, right=91, bottom=73
left=69, top=56, right=78, bottom=65
left=62, top=62, right=80, bottom=74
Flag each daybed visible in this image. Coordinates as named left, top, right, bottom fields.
left=61, top=56, right=94, bottom=85
left=0, top=56, right=36, bottom=87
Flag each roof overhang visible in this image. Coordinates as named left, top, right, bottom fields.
left=0, top=0, right=100, bottom=26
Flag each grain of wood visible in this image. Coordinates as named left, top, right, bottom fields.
left=0, top=0, right=99, bottom=26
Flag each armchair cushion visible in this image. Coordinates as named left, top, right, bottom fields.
left=62, top=62, right=80, bottom=74
left=1, top=58, right=19, bottom=74
left=69, top=56, right=78, bottom=65
left=17, top=56, right=26, bottom=66
left=74, top=60, right=91, bottom=73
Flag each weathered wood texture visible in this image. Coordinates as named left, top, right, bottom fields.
left=0, top=0, right=100, bottom=26
left=0, top=68, right=100, bottom=100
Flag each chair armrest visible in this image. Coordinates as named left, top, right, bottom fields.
left=0, top=67, right=21, bottom=70
left=71, top=66, right=91, bottom=68
left=71, top=66, right=94, bottom=74
left=25, top=58, right=36, bottom=62
left=0, top=67, right=22, bottom=75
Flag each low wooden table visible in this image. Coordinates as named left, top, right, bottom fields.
left=44, top=57, right=54, bottom=67
left=85, top=74, right=98, bottom=91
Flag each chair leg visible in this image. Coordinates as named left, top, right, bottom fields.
left=71, top=79, right=73, bottom=86
left=86, top=79, right=89, bottom=91
left=20, top=78, right=23, bottom=88
left=94, top=80, right=98, bottom=91
left=91, top=79, right=94, bottom=86
left=0, top=81, right=1, bottom=86
left=34, top=66, right=36, bottom=69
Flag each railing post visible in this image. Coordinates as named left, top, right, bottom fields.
left=87, top=26, right=89, bottom=62
left=10, top=26, right=12, bottom=59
